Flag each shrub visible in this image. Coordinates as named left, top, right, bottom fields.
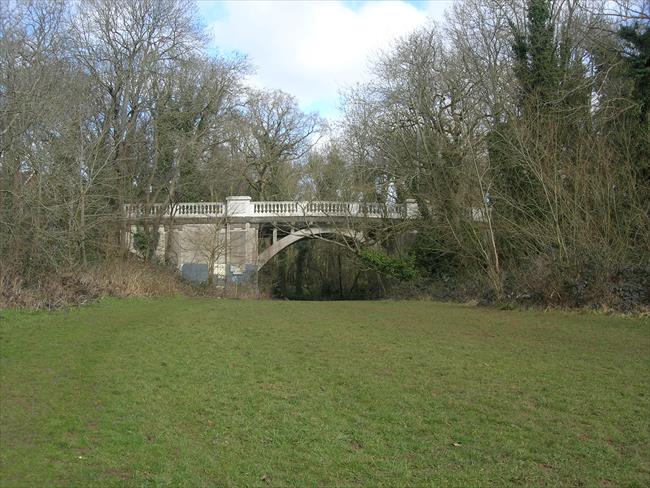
left=359, top=249, right=418, bottom=281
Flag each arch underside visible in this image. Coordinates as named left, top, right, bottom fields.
left=257, top=226, right=363, bottom=270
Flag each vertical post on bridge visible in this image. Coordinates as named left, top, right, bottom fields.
left=225, top=195, right=253, bottom=217
left=405, top=198, right=418, bottom=218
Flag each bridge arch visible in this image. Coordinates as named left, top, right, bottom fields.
left=257, top=226, right=363, bottom=270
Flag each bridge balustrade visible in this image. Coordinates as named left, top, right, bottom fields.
left=125, top=202, right=226, bottom=219
left=125, top=199, right=413, bottom=220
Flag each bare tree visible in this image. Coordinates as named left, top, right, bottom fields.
left=236, top=89, right=322, bottom=200
left=70, top=0, right=204, bottom=250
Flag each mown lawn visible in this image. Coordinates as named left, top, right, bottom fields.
left=0, top=298, right=648, bottom=487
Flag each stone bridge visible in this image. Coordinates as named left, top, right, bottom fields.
left=125, top=196, right=418, bottom=285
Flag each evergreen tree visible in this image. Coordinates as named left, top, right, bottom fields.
left=511, top=0, right=559, bottom=109
left=618, top=13, right=650, bottom=123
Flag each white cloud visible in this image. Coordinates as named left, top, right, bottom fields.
left=203, top=1, right=454, bottom=118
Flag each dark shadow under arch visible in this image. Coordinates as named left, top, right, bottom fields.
left=256, top=226, right=363, bottom=271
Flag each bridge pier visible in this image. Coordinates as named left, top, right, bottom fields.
left=223, top=197, right=258, bottom=287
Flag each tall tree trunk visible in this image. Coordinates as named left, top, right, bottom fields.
left=337, top=250, right=344, bottom=299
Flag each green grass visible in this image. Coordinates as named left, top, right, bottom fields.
left=1, top=298, right=648, bottom=487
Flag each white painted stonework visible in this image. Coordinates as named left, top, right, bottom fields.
left=125, top=196, right=418, bottom=284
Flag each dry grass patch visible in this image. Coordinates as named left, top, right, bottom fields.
left=0, top=259, right=191, bottom=309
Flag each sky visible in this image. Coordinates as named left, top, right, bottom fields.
left=197, top=0, right=455, bottom=120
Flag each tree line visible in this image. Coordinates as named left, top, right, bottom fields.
left=1, top=0, right=648, bottom=309
left=1, top=0, right=321, bottom=275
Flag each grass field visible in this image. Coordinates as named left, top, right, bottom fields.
left=1, top=298, right=648, bottom=487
